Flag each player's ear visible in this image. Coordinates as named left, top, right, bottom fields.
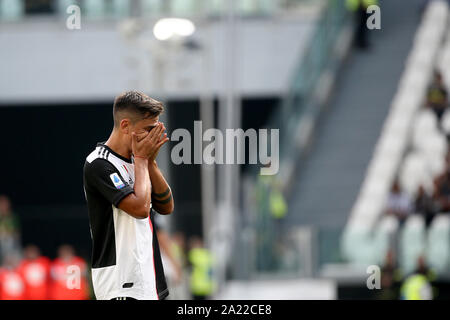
left=119, top=118, right=131, bottom=134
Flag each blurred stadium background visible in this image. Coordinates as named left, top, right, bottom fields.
left=0, top=0, right=450, bottom=300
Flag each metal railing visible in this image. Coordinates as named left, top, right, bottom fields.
left=270, top=0, right=348, bottom=192
left=237, top=0, right=350, bottom=279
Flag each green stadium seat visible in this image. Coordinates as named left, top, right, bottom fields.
left=111, top=0, right=130, bottom=18
left=254, top=0, right=276, bottom=15
left=237, top=0, right=276, bottom=16
left=206, top=0, right=223, bottom=16
left=238, top=0, right=257, bottom=15
left=341, top=226, right=377, bottom=265
left=373, top=215, right=399, bottom=265
left=0, top=0, right=24, bottom=20
left=56, top=0, right=78, bottom=16
left=399, top=215, right=426, bottom=275
left=170, top=0, right=200, bottom=17
left=84, top=0, right=106, bottom=18
left=426, top=214, right=450, bottom=274
left=141, top=0, right=164, bottom=16
left=56, top=0, right=83, bottom=18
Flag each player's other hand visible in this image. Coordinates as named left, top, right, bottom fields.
left=148, top=122, right=169, bottom=162
left=135, top=130, right=149, bottom=142
left=132, top=122, right=169, bottom=160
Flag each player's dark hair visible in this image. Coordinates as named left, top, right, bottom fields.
left=113, top=90, right=164, bottom=127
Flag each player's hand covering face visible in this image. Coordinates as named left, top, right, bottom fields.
left=133, top=117, right=159, bottom=141
left=132, top=121, right=169, bottom=161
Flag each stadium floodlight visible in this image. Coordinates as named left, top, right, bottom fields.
left=153, top=18, right=195, bottom=41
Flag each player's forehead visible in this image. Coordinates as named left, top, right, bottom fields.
left=137, top=116, right=159, bottom=127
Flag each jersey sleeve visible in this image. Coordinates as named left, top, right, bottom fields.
left=84, top=159, right=134, bottom=207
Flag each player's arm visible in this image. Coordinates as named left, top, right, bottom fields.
left=145, top=121, right=173, bottom=215
left=118, top=157, right=152, bottom=219
left=119, top=125, right=167, bottom=219
left=149, top=160, right=174, bottom=215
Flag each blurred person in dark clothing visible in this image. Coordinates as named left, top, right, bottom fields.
left=17, top=245, right=51, bottom=300
left=25, top=0, right=54, bottom=14
left=188, top=237, right=214, bottom=300
left=376, top=250, right=403, bottom=300
left=426, top=70, right=448, bottom=122
left=415, top=256, right=436, bottom=280
left=385, top=180, right=413, bottom=225
left=346, top=0, right=379, bottom=49
left=401, top=256, right=436, bottom=300
left=445, top=149, right=450, bottom=166
left=0, top=195, right=21, bottom=264
left=432, top=163, right=450, bottom=213
left=415, top=185, right=438, bottom=227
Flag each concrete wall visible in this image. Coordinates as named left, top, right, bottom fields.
left=0, top=15, right=317, bottom=103
left=216, top=279, right=337, bottom=299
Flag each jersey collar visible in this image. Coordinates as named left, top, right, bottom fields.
left=97, top=142, right=133, bottom=164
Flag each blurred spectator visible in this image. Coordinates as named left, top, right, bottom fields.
left=0, top=254, right=25, bottom=300
left=432, top=163, right=450, bottom=213
left=346, top=0, right=379, bottom=49
left=385, top=180, right=413, bottom=224
left=154, top=215, right=185, bottom=299
left=164, top=230, right=189, bottom=299
left=25, top=0, right=54, bottom=15
left=49, top=245, right=89, bottom=300
left=415, top=255, right=436, bottom=280
left=414, top=185, right=437, bottom=227
left=149, top=214, right=186, bottom=300
left=376, top=250, right=402, bottom=300
left=269, top=182, right=287, bottom=220
left=426, top=70, right=448, bottom=122
left=0, top=195, right=21, bottom=264
left=188, top=236, right=214, bottom=300
left=400, top=256, right=435, bottom=300
left=254, top=165, right=287, bottom=271
left=256, top=163, right=288, bottom=220
left=445, top=149, right=450, bottom=165
left=254, top=173, right=272, bottom=271
left=17, top=245, right=51, bottom=300
left=172, top=231, right=187, bottom=269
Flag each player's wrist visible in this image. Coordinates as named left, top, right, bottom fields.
left=134, top=155, right=149, bottom=162
left=148, top=159, right=158, bottom=169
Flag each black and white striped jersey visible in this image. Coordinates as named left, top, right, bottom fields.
left=83, top=142, right=168, bottom=300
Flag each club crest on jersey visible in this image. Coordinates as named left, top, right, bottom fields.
left=110, top=173, right=125, bottom=189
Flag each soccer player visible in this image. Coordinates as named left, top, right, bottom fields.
left=83, top=91, right=174, bottom=300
